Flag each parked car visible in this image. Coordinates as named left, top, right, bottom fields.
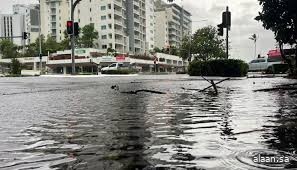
left=248, top=57, right=283, bottom=72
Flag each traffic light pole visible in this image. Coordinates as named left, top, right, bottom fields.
left=70, top=0, right=82, bottom=75
left=71, top=0, right=75, bottom=75
left=226, top=6, right=229, bottom=59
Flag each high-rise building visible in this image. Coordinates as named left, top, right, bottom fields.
left=0, top=14, right=25, bottom=46
left=40, top=0, right=150, bottom=55
left=145, top=0, right=155, bottom=51
left=154, top=0, right=192, bottom=49
left=40, top=0, right=69, bottom=42
left=13, top=4, right=40, bottom=44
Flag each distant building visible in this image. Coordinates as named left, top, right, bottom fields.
left=13, top=4, right=40, bottom=44
left=154, top=0, right=192, bottom=49
left=0, top=14, right=25, bottom=46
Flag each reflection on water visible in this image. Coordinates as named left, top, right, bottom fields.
left=0, top=76, right=297, bottom=169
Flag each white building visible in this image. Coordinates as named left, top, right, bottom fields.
left=0, top=14, right=25, bottom=46
left=145, top=0, right=155, bottom=51
left=40, top=0, right=69, bottom=42
left=13, top=4, right=40, bottom=44
left=154, top=0, right=192, bottom=49
left=40, top=0, right=150, bottom=55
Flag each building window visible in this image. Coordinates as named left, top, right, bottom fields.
left=102, top=45, right=107, bottom=49
left=101, top=25, right=107, bottom=30
left=101, top=15, right=106, bottom=20
left=108, top=4, right=111, bottom=9
left=108, top=24, right=112, bottom=29
left=90, top=8, right=92, bottom=12
left=101, top=6, right=106, bottom=10
left=102, top=35, right=107, bottom=39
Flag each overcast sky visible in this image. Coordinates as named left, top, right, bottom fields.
left=1, top=0, right=276, bottom=62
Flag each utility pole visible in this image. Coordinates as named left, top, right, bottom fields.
left=218, top=7, right=231, bottom=58
left=70, top=0, right=82, bottom=75
left=226, top=6, right=229, bottom=59
left=37, top=6, right=42, bottom=73
left=71, top=0, right=75, bottom=75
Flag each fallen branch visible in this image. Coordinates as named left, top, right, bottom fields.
left=254, top=86, right=297, bottom=92
left=121, top=89, right=166, bottom=94
left=199, top=78, right=230, bottom=92
left=210, top=80, right=218, bottom=95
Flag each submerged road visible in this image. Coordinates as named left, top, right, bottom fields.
left=0, top=75, right=297, bottom=169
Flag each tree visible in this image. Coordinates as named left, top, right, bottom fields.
left=180, top=26, right=226, bottom=61
left=179, top=36, right=191, bottom=60
left=80, top=24, right=98, bottom=48
left=107, top=48, right=117, bottom=56
left=0, top=39, right=19, bottom=59
left=23, top=43, right=38, bottom=57
left=153, top=47, right=162, bottom=53
left=10, top=58, right=22, bottom=75
left=249, top=34, right=258, bottom=59
left=255, top=0, right=297, bottom=76
left=45, top=36, right=62, bottom=53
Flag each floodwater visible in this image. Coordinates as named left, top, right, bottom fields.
left=0, top=75, right=297, bottom=170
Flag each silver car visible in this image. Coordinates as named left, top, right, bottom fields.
left=248, top=57, right=283, bottom=72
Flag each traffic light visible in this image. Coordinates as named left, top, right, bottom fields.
left=66, top=21, right=73, bottom=35
left=22, top=32, right=28, bottom=40
left=74, top=22, right=79, bottom=36
left=217, top=24, right=224, bottom=36
left=222, top=11, right=231, bottom=29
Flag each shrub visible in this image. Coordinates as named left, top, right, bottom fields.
left=10, top=58, right=22, bottom=75
left=188, top=59, right=248, bottom=77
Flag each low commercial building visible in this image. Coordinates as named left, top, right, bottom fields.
left=46, top=48, right=187, bottom=74
left=0, top=48, right=188, bottom=75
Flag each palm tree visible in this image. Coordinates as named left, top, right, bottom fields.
left=249, top=34, right=258, bottom=58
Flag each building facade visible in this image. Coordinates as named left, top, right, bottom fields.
left=145, top=0, right=155, bottom=51
left=154, top=0, right=192, bottom=49
left=40, top=0, right=151, bottom=55
left=40, top=0, right=69, bottom=42
left=13, top=4, right=40, bottom=44
left=0, top=14, right=25, bottom=46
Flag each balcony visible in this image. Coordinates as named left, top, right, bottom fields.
left=114, top=19, right=122, bottom=26
left=114, top=10, right=122, bottom=17
left=114, top=0, right=122, bottom=7
left=115, top=29, right=123, bottom=35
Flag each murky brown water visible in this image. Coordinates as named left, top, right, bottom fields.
left=0, top=75, right=297, bottom=170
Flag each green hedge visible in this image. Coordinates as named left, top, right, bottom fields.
left=266, top=64, right=289, bottom=74
left=188, top=59, right=249, bottom=77
left=102, top=69, right=136, bottom=74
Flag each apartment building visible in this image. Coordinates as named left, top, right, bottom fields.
left=154, top=0, right=192, bottom=49
left=145, top=0, right=155, bottom=51
left=13, top=4, right=40, bottom=44
left=40, top=0, right=149, bottom=54
left=0, top=14, right=25, bottom=46
left=40, top=0, right=69, bottom=42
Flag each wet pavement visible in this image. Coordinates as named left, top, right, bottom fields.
left=0, top=75, right=297, bottom=170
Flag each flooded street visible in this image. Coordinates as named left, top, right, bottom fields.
left=0, top=75, right=297, bottom=170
